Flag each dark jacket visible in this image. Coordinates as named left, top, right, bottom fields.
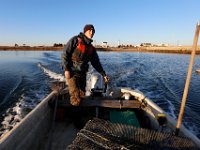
left=61, top=32, right=106, bottom=76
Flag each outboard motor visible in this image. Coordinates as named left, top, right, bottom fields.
left=90, top=73, right=107, bottom=96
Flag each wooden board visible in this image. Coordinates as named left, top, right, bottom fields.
left=57, top=97, right=141, bottom=108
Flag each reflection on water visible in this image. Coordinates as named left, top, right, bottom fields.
left=0, top=51, right=200, bottom=138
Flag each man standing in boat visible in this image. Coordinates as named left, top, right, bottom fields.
left=61, top=24, right=109, bottom=106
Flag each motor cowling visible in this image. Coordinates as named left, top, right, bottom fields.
left=90, top=73, right=105, bottom=96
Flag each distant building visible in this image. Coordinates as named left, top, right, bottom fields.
left=102, top=42, right=108, bottom=48
left=140, top=43, right=152, bottom=47
left=154, top=43, right=169, bottom=47
left=140, top=43, right=169, bottom=47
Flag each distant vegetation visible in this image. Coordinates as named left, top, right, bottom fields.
left=53, top=43, right=63, bottom=47
left=1, top=43, right=200, bottom=55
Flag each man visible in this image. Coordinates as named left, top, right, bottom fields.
left=61, top=24, right=109, bottom=106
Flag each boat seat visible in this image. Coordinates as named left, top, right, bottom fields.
left=57, top=97, right=142, bottom=108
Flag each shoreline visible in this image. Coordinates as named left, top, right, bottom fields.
left=0, top=46, right=200, bottom=54
left=0, top=46, right=62, bottom=51
left=97, top=46, right=200, bottom=54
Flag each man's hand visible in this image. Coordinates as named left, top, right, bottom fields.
left=65, top=71, right=71, bottom=79
left=104, top=75, right=109, bottom=83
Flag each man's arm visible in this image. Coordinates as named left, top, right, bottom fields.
left=61, top=36, right=77, bottom=78
left=90, top=49, right=109, bottom=82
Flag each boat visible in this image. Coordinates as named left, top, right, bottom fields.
left=196, top=69, right=200, bottom=74
left=0, top=72, right=200, bottom=150
left=1, top=22, right=200, bottom=150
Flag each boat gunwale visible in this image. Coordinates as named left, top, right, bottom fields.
left=0, top=91, right=58, bottom=150
left=121, top=88, right=200, bottom=147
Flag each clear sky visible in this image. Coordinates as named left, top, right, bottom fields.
left=0, top=0, right=199, bottom=46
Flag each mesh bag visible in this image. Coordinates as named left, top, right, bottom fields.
left=68, top=118, right=198, bottom=150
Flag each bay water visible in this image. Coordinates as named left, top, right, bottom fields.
left=0, top=50, right=200, bottom=138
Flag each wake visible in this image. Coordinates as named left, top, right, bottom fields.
left=37, top=62, right=65, bottom=81
left=0, top=76, right=22, bottom=106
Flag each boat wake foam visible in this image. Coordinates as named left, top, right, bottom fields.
left=38, top=62, right=65, bottom=81
left=0, top=76, right=22, bottom=106
left=0, top=84, right=47, bottom=138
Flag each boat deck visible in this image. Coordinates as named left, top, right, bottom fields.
left=40, top=95, right=143, bottom=150
left=39, top=122, right=79, bottom=150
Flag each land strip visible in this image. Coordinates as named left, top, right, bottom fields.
left=0, top=46, right=200, bottom=54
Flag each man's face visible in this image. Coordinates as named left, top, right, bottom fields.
left=85, top=29, right=95, bottom=39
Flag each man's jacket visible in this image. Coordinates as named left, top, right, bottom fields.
left=61, top=32, right=106, bottom=76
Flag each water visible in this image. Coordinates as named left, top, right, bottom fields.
left=0, top=51, right=200, bottom=138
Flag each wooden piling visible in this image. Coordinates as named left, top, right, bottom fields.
left=175, top=23, right=200, bottom=135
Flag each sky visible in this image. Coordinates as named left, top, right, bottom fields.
left=0, top=0, right=200, bottom=46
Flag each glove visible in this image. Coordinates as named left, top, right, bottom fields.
left=104, top=75, right=109, bottom=83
